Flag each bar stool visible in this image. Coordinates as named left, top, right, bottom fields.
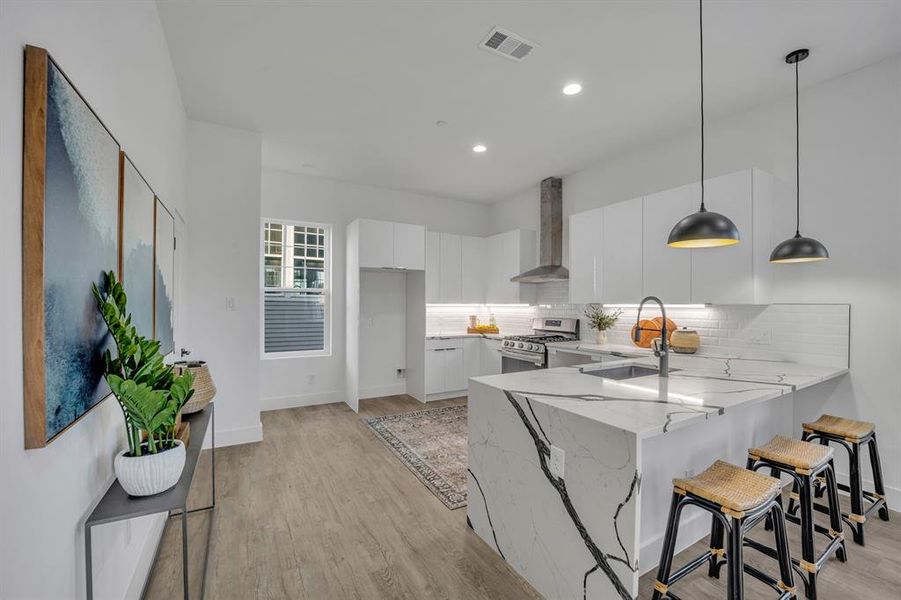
left=792, top=414, right=890, bottom=545
left=746, top=436, right=846, bottom=599
left=652, top=460, right=796, bottom=600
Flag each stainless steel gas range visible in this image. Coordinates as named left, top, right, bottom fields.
left=500, top=317, right=580, bottom=373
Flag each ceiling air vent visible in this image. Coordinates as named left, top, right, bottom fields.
left=480, top=27, right=536, bottom=62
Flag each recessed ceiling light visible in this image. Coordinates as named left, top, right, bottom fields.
left=302, top=163, right=315, bottom=168
left=435, top=120, right=447, bottom=127
left=472, top=144, right=487, bottom=153
left=562, top=83, right=582, bottom=96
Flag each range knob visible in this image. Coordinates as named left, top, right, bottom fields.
left=517, top=342, right=524, bottom=349
left=530, top=344, right=538, bottom=351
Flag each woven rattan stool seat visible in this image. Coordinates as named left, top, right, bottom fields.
left=749, top=435, right=833, bottom=471
left=673, top=460, right=782, bottom=516
left=803, top=414, right=874, bottom=441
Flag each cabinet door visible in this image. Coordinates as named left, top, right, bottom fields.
left=444, top=347, right=467, bottom=392
left=643, top=184, right=695, bottom=303
left=691, top=171, right=753, bottom=304
left=461, top=236, right=485, bottom=303
left=485, top=230, right=518, bottom=303
left=480, top=339, right=502, bottom=376
left=425, top=349, right=445, bottom=394
left=439, top=233, right=462, bottom=303
left=463, top=337, right=481, bottom=383
left=358, top=220, right=394, bottom=269
left=425, top=231, right=440, bottom=303
left=393, top=223, right=425, bottom=270
left=569, top=208, right=604, bottom=304
left=602, top=197, right=644, bottom=303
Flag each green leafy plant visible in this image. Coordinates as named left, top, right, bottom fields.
left=583, top=304, right=623, bottom=331
left=93, top=271, right=194, bottom=456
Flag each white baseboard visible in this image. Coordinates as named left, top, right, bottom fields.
left=360, top=382, right=406, bottom=399
left=205, top=422, right=263, bottom=448
left=836, top=470, right=901, bottom=508
left=125, top=514, right=168, bottom=600
left=425, top=390, right=468, bottom=402
left=262, top=389, right=345, bottom=411
left=640, top=510, right=709, bottom=575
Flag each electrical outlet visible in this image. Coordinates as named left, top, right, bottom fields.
left=549, top=445, right=565, bottom=478
left=396, top=368, right=406, bottom=379
left=306, top=374, right=315, bottom=385
left=225, top=297, right=236, bottom=311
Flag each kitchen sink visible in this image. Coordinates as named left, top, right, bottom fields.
left=583, top=365, right=677, bottom=380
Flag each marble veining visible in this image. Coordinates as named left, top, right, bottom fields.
left=468, top=349, right=848, bottom=599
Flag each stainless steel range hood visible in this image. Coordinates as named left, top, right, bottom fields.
left=511, top=176, right=569, bottom=282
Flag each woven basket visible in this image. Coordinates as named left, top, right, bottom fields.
left=172, top=361, right=216, bottom=414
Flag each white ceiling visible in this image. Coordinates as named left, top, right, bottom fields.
left=158, top=0, right=901, bottom=203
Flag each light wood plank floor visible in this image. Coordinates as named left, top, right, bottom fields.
left=146, top=395, right=899, bottom=599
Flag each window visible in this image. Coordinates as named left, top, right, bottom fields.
left=261, top=220, right=331, bottom=357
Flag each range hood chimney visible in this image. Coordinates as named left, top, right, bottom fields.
left=511, top=177, right=569, bottom=282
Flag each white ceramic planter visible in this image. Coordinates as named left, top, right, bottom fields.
left=595, top=330, right=608, bottom=345
left=114, top=441, right=186, bottom=496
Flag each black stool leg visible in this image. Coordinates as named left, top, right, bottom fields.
left=653, top=492, right=686, bottom=600
left=769, top=503, right=797, bottom=597
left=849, top=442, right=866, bottom=545
left=786, top=478, right=801, bottom=517
left=798, top=472, right=818, bottom=599
left=823, top=463, right=848, bottom=563
left=764, top=467, right=782, bottom=531
left=708, top=514, right=725, bottom=579
left=727, top=516, right=745, bottom=600
left=868, top=433, right=890, bottom=522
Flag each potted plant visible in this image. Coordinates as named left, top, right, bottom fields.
left=583, top=305, right=622, bottom=345
left=93, top=271, right=195, bottom=496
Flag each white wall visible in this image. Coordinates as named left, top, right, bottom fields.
left=490, top=55, right=901, bottom=502
left=0, top=2, right=187, bottom=598
left=261, top=169, right=490, bottom=409
left=185, top=120, right=264, bottom=446
left=359, top=271, right=407, bottom=398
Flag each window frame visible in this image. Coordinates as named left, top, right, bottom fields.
left=259, top=218, right=332, bottom=359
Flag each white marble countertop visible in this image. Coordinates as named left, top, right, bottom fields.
left=473, top=351, right=848, bottom=439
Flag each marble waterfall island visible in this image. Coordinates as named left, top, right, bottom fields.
left=466, top=357, right=847, bottom=599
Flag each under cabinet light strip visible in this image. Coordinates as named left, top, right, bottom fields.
left=602, top=304, right=709, bottom=309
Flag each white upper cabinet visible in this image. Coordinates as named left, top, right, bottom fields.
left=358, top=219, right=394, bottom=269
left=643, top=183, right=696, bottom=303
left=461, top=235, right=486, bottom=303
left=356, top=219, right=425, bottom=270
left=602, top=197, right=644, bottom=304
left=690, top=171, right=754, bottom=304
left=394, top=222, right=425, bottom=270
left=439, top=233, right=463, bottom=303
left=485, top=229, right=537, bottom=304
left=569, top=207, right=604, bottom=304
left=425, top=231, right=440, bottom=303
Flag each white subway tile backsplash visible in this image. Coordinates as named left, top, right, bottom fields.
left=427, top=299, right=849, bottom=368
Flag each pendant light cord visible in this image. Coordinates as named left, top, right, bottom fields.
left=699, top=0, right=706, bottom=211
left=794, top=59, right=800, bottom=236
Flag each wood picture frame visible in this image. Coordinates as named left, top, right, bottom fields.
left=22, top=45, right=121, bottom=448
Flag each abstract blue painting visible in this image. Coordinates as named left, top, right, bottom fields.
left=41, top=59, right=119, bottom=441
left=154, top=199, right=175, bottom=355
left=122, top=154, right=155, bottom=339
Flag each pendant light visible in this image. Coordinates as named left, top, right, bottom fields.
left=668, top=0, right=740, bottom=248
left=769, top=49, right=829, bottom=263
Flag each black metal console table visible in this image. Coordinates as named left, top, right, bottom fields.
left=85, top=403, right=216, bottom=600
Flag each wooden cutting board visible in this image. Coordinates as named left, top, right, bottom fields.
left=630, top=317, right=677, bottom=348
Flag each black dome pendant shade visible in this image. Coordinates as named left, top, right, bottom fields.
left=668, top=0, right=740, bottom=249
left=770, top=48, right=829, bottom=264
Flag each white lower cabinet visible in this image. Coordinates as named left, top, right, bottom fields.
left=480, top=338, right=502, bottom=376
left=444, top=347, right=466, bottom=392
left=426, top=337, right=498, bottom=397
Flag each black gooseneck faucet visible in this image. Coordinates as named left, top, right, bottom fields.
left=633, top=296, right=669, bottom=377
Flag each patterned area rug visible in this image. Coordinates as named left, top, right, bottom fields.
left=364, top=404, right=468, bottom=509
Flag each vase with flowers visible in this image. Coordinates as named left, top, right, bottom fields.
left=583, top=304, right=622, bottom=345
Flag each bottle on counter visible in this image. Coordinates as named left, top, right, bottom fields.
left=489, top=313, right=497, bottom=328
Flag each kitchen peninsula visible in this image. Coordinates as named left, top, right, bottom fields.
left=466, top=352, right=848, bottom=600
